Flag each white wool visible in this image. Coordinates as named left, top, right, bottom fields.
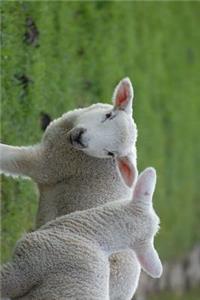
left=0, top=78, right=140, bottom=299
left=1, top=167, right=162, bottom=300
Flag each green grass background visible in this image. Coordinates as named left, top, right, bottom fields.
left=1, top=1, right=200, bottom=299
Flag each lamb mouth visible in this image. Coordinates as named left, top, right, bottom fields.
left=104, top=148, right=117, bottom=157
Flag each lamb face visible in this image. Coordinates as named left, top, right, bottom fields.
left=69, top=104, right=136, bottom=158
left=69, top=78, right=136, bottom=158
left=44, top=77, right=137, bottom=159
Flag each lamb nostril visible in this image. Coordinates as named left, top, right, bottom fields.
left=74, top=129, right=85, bottom=143
left=71, top=128, right=87, bottom=148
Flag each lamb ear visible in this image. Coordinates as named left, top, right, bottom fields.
left=133, top=167, right=156, bottom=206
left=116, top=156, right=137, bottom=187
left=112, top=77, right=134, bottom=115
left=135, top=242, right=163, bottom=278
left=0, top=143, right=42, bottom=179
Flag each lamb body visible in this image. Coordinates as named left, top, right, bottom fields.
left=0, top=78, right=140, bottom=299
left=1, top=167, right=162, bottom=300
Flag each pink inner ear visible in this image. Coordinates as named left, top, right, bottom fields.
left=118, top=159, right=135, bottom=187
left=116, top=83, right=129, bottom=106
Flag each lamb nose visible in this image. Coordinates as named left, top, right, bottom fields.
left=74, top=129, right=84, bottom=142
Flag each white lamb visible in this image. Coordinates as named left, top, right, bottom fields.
left=1, top=166, right=162, bottom=300
left=0, top=78, right=140, bottom=299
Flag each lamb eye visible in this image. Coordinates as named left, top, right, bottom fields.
left=107, top=151, right=114, bottom=157
left=105, top=112, right=112, bottom=119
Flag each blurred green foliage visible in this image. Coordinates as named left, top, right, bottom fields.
left=150, top=288, right=200, bottom=300
left=1, top=0, right=200, bottom=279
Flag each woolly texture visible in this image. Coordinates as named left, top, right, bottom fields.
left=1, top=78, right=140, bottom=299
left=1, top=167, right=162, bottom=300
